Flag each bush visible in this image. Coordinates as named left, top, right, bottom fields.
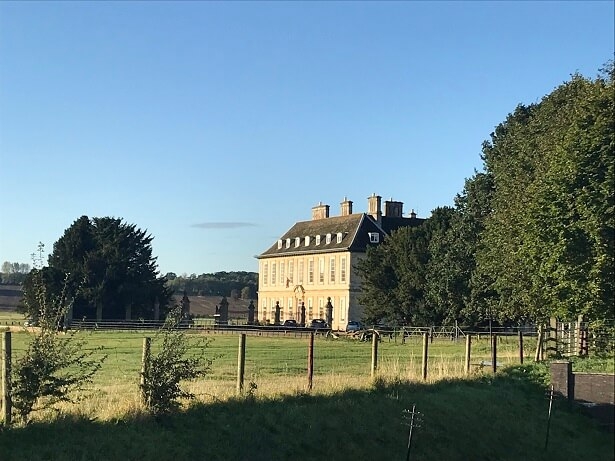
left=140, top=305, right=213, bottom=415
left=11, top=245, right=106, bottom=424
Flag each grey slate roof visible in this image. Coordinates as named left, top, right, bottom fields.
left=380, top=216, right=425, bottom=234
left=258, top=213, right=424, bottom=259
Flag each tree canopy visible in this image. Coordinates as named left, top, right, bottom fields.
left=23, top=216, right=171, bottom=321
left=165, top=271, right=258, bottom=299
left=478, top=66, right=614, bottom=322
left=357, top=63, right=614, bottom=325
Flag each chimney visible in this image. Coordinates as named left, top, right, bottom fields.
left=311, top=202, right=330, bottom=220
left=340, top=197, right=353, bottom=216
left=367, top=193, right=382, bottom=224
left=384, top=198, right=403, bottom=218
left=409, top=209, right=417, bottom=219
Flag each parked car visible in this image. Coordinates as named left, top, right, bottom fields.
left=345, top=320, right=364, bottom=333
left=282, top=319, right=298, bottom=327
left=309, top=318, right=328, bottom=330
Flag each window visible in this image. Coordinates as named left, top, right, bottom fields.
left=315, top=235, right=321, bottom=245
left=319, top=298, right=324, bottom=318
left=319, top=258, right=325, bottom=284
left=298, top=260, right=304, bottom=284
left=340, top=297, right=346, bottom=321
left=337, top=232, right=342, bottom=243
left=280, top=262, right=285, bottom=285
left=305, top=236, right=310, bottom=246
left=329, top=257, right=335, bottom=283
left=288, top=298, right=293, bottom=310
left=326, top=233, right=331, bottom=244
left=308, top=298, right=313, bottom=317
left=308, top=259, right=314, bottom=284
left=271, top=263, right=277, bottom=285
left=369, top=232, right=379, bottom=243
left=341, top=257, right=347, bottom=283
left=285, top=238, right=291, bottom=248
left=277, top=240, right=282, bottom=249
left=295, top=237, right=300, bottom=247
left=263, top=263, right=268, bottom=285
left=288, top=261, right=294, bottom=284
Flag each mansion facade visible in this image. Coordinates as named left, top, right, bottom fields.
left=257, top=194, right=424, bottom=330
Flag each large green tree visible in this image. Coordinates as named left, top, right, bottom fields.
left=24, top=216, right=171, bottom=321
left=357, top=207, right=455, bottom=326
left=357, top=63, right=613, bottom=326
left=478, top=65, right=614, bottom=322
left=425, top=174, right=495, bottom=326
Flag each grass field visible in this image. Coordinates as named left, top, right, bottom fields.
left=1, top=316, right=613, bottom=460
left=5, top=329, right=533, bottom=384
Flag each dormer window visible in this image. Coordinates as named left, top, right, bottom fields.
left=277, top=239, right=283, bottom=249
left=315, top=235, right=321, bottom=245
left=285, top=238, right=291, bottom=248
left=295, top=237, right=300, bottom=247
left=368, top=232, right=380, bottom=243
left=326, top=233, right=331, bottom=244
left=305, top=236, right=310, bottom=246
left=336, top=232, right=343, bottom=243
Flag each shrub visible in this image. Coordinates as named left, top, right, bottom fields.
left=140, top=305, right=213, bottom=415
left=11, top=244, right=106, bottom=424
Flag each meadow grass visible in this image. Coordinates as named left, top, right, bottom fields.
left=6, top=330, right=533, bottom=394
left=4, top=328, right=544, bottom=426
left=1, top=329, right=613, bottom=460
left=1, top=366, right=613, bottom=461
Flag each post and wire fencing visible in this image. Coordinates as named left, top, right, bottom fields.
left=1, top=326, right=537, bottom=423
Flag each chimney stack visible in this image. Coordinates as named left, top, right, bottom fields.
left=311, top=202, right=330, bottom=220
left=340, top=197, right=353, bottom=216
left=384, top=198, right=403, bottom=218
left=367, top=193, right=382, bottom=224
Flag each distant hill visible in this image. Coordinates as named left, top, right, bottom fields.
left=0, top=285, right=254, bottom=320
left=172, top=294, right=255, bottom=319
left=0, top=284, right=22, bottom=311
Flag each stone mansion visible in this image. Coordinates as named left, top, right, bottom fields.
left=257, top=194, right=424, bottom=330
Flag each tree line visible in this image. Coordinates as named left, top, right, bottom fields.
left=0, top=261, right=31, bottom=285
left=357, top=63, right=614, bottom=327
left=164, top=272, right=258, bottom=300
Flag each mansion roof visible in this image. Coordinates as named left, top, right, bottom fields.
left=258, top=212, right=424, bottom=259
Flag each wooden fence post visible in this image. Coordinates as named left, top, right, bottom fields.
left=140, top=337, right=151, bottom=404
left=491, top=334, right=497, bottom=373
left=518, top=330, right=524, bottom=364
left=371, top=332, right=379, bottom=377
left=2, top=331, right=11, bottom=425
left=422, top=332, right=429, bottom=381
left=465, top=334, right=471, bottom=375
left=237, top=334, right=246, bottom=394
left=534, top=326, right=543, bottom=362
left=307, top=332, right=314, bottom=391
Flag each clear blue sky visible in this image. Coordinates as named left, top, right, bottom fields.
left=0, top=1, right=613, bottom=276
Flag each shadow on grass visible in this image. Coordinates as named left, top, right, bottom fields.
left=0, top=365, right=612, bottom=461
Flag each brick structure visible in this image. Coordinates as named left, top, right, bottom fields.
left=550, top=361, right=614, bottom=430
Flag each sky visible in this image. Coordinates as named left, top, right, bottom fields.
left=0, top=1, right=613, bottom=277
